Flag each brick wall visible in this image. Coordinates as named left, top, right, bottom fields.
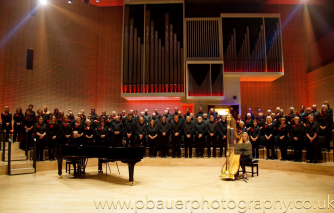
left=0, top=1, right=319, bottom=118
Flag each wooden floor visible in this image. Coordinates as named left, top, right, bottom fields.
left=1, top=166, right=334, bottom=213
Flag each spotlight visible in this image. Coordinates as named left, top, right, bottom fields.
left=40, top=0, right=47, bottom=5
left=68, top=0, right=71, bottom=3
left=96, top=0, right=99, bottom=2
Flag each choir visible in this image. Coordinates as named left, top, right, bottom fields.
left=0, top=101, right=332, bottom=164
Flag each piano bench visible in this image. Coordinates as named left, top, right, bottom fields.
left=66, top=161, right=75, bottom=174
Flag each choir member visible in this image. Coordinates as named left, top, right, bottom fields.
left=84, top=120, right=94, bottom=144
left=271, top=113, right=278, bottom=128
left=23, top=109, right=35, bottom=149
left=143, top=109, right=151, bottom=121
left=236, top=114, right=242, bottom=128
left=202, top=113, right=209, bottom=125
left=244, top=108, right=255, bottom=120
left=207, top=115, right=218, bottom=157
left=136, top=117, right=147, bottom=156
left=287, top=107, right=294, bottom=124
left=13, top=107, right=23, bottom=143
left=263, top=116, right=276, bottom=160
left=111, top=116, right=124, bottom=147
left=256, top=109, right=265, bottom=120
left=277, top=117, right=289, bottom=160
left=324, top=101, right=333, bottom=118
left=68, top=112, right=75, bottom=126
left=72, top=117, right=84, bottom=144
left=166, top=108, right=171, bottom=117
left=138, top=111, right=148, bottom=125
left=305, top=114, right=322, bottom=163
left=194, top=116, right=206, bottom=158
left=34, top=117, right=47, bottom=161
left=257, top=113, right=265, bottom=136
left=303, top=107, right=312, bottom=125
left=216, top=114, right=221, bottom=122
left=158, top=116, right=170, bottom=158
left=237, top=121, right=247, bottom=137
left=298, top=105, right=307, bottom=124
left=311, top=104, right=320, bottom=122
left=177, top=111, right=184, bottom=124
left=196, top=107, right=204, bottom=119
left=151, top=113, right=160, bottom=126
left=244, top=113, right=253, bottom=132
left=121, top=110, right=127, bottom=123
left=92, top=116, right=101, bottom=130
left=95, top=119, right=109, bottom=143
left=80, top=110, right=86, bottom=122
left=124, top=113, right=136, bottom=147
left=183, top=116, right=194, bottom=158
left=290, top=117, right=304, bottom=162
left=147, top=119, right=158, bottom=158
left=154, top=108, right=161, bottom=121
left=1, top=106, right=12, bottom=142
left=26, top=104, right=35, bottom=119
left=275, top=107, right=281, bottom=118
left=184, top=107, right=191, bottom=119
left=47, top=116, right=59, bottom=161
left=42, top=105, right=50, bottom=121
left=90, top=109, right=97, bottom=120
left=249, top=120, right=260, bottom=159
left=53, top=108, right=59, bottom=119
left=46, top=113, right=52, bottom=124
left=100, top=111, right=107, bottom=121
left=318, top=105, right=332, bottom=148
left=218, top=115, right=227, bottom=157
left=60, top=116, right=72, bottom=144
left=36, top=109, right=44, bottom=123
left=170, top=114, right=183, bottom=158
left=239, top=132, right=253, bottom=180
left=77, top=112, right=83, bottom=123
left=266, top=109, right=272, bottom=118
left=172, top=107, right=179, bottom=119
left=209, top=108, right=217, bottom=120
left=58, top=111, right=64, bottom=125
left=163, top=110, right=171, bottom=124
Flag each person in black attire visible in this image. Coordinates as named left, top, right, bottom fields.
left=72, top=117, right=84, bottom=145
left=154, top=109, right=161, bottom=121
left=26, top=104, right=35, bottom=119
left=271, top=113, right=278, bottom=129
left=184, top=108, right=191, bottom=120
left=277, top=118, right=289, bottom=160
left=194, top=117, right=207, bottom=158
left=90, top=108, right=97, bottom=121
left=183, top=116, right=194, bottom=158
left=159, top=116, right=170, bottom=158
left=244, top=108, right=255, bottom=120
left=100, top=111, right=107, bottom=121
left=143, top=109, right=151, bottom=122
left=53, top=108, right=59, bottom=119
left=42, top=106, right=50, bottom=122
left=124, top=113, right=136, bottom=147
left=67, top=112, right=76, bottom=126
left=318, top=105, right=332, bottom=148
left=151, top=113, right=160, bottom=126
left=23, top=109, right=35, bottom=149
left=207, top=115, right=218, bottom=158
left=257, top=113, right=265, bottom=136
left=263, top=116, right=276, bottom=160
left=13, top=107, right=23, bottom=143
left=84, top=120, right=94, bottom=144
left=47, top=116, right=59, bottom=161
left=202, top=113, right=209, bottom=125
left=60, top=116, right=72, bottom=144
left=236, top=114, right=242, bottom=128
left=147, top=119, right=158, bottom=158
left=237, top=121, right=247, bottom=137
left=290, top=117, right=304, bottom=162
left=1, top=106, right=12, bottom=143
left=34, top=117, right=47, bottom=161
left=95, top=119, right=109, bottom=143
left=196, top=107, right=204, bottom=119
left=324, top=101, right=333, bottom=118
left=111, top=116, right=124, bottom=147
left=80, top=110, right=86, bottom=123
left=58, top=112, right=64, bottom=125
left=244, top=113, right=253, bottom=133
left=218, top=115, right=227, bottom=157
left=209, top=108, right=217, bottom=120
left=249, top=120, right=260, bottom=159
left=136, top=117, right=147, bottom=156
left=239, top=132, right=253, bottom=180
left=177, top=111, right=184, bottom=125
left=298, top=105, right=307, bottom=124
left=311, top=105, right=320, bottom=122
left=305, top=114, right=322, bottom=163
left=170, top=114, right=183, bottom=158
left=172, top=107, right=179, bottom=120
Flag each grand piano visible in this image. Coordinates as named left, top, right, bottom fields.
left=57, top=144, right=145, bottom=186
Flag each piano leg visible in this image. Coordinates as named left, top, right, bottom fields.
left=128, top=163, right=136, bottom=186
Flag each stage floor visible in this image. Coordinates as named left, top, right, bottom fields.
left=1, top=166, right=334, bottom=213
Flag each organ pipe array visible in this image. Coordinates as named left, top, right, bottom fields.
left=223, top=22, right=282, bottom=73
left=123, top=7, right=184, bottom=94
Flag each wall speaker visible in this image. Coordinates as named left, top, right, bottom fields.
left=26, top=49, right=34, bottom=70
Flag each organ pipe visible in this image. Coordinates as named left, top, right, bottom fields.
left=129, top=18, right=134, bottom=92
left=123, top=7, right=129, bottom=93
left=145, top=10, right=150, bottom=92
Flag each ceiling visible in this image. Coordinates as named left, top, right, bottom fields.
left=80, top=0, right=333, bottom=7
